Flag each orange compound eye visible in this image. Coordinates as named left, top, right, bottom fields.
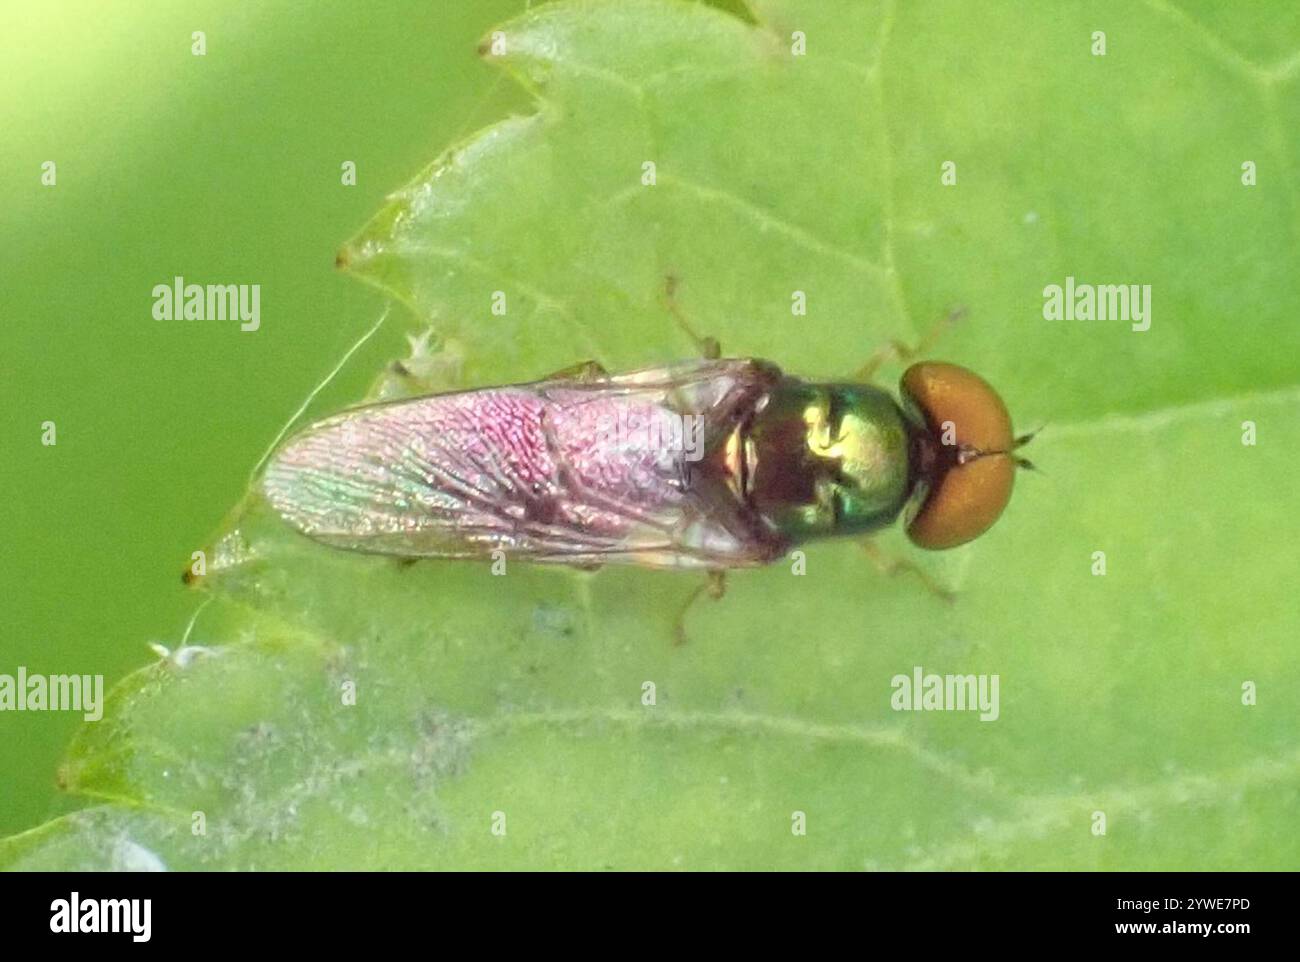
left=900, top=362, right=1016, bottom=550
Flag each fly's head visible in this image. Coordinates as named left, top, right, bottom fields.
left=899, top=362, right=1032, bottom=550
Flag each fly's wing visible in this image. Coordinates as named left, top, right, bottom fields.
left=260, top=358, right=787, bottom=568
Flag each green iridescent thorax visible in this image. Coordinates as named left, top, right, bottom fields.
left=745, top=381, right=914, bottom=542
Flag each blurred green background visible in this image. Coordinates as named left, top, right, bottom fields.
left=0, top=0, right=530, bottom=837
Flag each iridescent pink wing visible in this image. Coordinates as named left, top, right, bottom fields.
left=260, top=359, right=788, bottom=569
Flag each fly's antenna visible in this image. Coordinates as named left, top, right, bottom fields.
left=249, top=304, right=392, bottom=484
left=1013, top=422, right=1045, bottom=472
left=1008, top=418, right=1040, bottom=470
left=1014, top=423, right=1046, bottom=448
left=980, top=419, right=1046, bottom=468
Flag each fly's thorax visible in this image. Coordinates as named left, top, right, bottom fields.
left=743, top=381, right=912, bottom=541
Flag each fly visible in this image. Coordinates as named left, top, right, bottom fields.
left=259, top=357, right=1031, bottom=570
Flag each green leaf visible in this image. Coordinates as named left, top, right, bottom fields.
left=5, top=0, right=1299, bottom=871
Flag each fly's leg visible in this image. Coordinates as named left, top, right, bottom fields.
left=852, top=306, right=966, bottom=382
left=672, top=569, right=727, bottom=646
left=663, top=273, right=721, bottom=359
left=859, top=540, right=956, bottom=604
